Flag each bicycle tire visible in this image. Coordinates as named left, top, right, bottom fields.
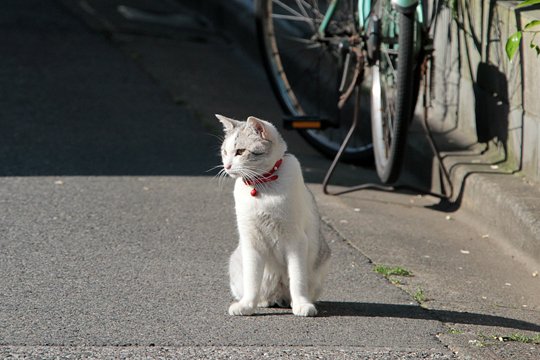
left=370, top=1, right=420, bottom=183
left=255, top=0, right=373, bottom=164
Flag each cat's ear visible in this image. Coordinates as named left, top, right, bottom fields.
left=247, top=116, right=270, bottom=140
left=215, top=114, right=241, bottom=133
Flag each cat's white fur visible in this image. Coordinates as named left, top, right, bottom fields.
left=216, top=114, right=330, bottom=317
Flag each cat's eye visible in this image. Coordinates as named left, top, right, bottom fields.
left=235, top=149, right=245, bottom=156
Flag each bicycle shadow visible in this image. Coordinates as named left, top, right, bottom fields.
left=368, top=0, right=526, bottom=211
left=317, top=301, right=540, bottom=332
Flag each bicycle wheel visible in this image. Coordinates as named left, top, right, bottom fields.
left=256, top=0, right=373, bottom=164
left=370, top=0, right=421, bottom=183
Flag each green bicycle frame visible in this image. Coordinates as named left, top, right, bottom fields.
left=318, top=0, right=339, bottom=36
left=318, top=0, right=423, bottom=35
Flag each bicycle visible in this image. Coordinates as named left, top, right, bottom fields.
left=256, top=0, right=435, bottom=184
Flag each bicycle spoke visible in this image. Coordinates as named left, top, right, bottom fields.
left=271, top=13, right=314, bottom=24
left=293, top=0, right=325, bottom=21
left=273, top=0, right=308, bottom=20
left=276, top=34, right=322, bottom=47
left=294, top=0, right=310, bottom=19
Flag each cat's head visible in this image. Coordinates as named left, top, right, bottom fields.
left=216, top=114, right=287, bottom=179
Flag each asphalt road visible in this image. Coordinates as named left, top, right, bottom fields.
left=1, top=0, right=538, bottom=358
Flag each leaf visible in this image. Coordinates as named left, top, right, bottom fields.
left=524, top=20, right=540, bottom=31
left=506, top=31, right=522, bottom=60
left=517, top=0, right=540, bottom=8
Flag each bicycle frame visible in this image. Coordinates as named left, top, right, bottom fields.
left=317, top=0, right=423, bottom=34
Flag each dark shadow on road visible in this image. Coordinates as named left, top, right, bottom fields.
left=317, top=302, right=540, bottom=332
left=0, top=0, right=221, bottom=177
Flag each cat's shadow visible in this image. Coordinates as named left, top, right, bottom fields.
left=313, top=301, right=540, bottom=332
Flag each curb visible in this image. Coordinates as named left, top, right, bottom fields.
left=455, top=166, right=540, bottom=270
left=405, top=117, right=540, bottom=271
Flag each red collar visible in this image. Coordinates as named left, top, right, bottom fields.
left=243, top=158, right=283, bottom=197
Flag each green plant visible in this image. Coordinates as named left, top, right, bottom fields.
left=374, top=265, right=413, bottom=278
left=476, top=332, right=540, bottom=345
left=506, top=0, right=540, bottom=60
left=495, top=333, right=540, bottom=344
left=413, top=288, right=427, bottom=303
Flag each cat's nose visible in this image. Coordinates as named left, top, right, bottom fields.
left=225, top=163, right=232, bottom=170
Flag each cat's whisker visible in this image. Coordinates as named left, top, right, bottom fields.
left=259, top=181, right=272, bottom=192
left=206, top=164, right=225, bottom=173
left=205, top=132, right=225, bottom=142
left=209, top=166, right=231, bottom=192
left=242, top=166, right=264, bottom=179
left=240, top=168, right=258, bottom=179
left=239, top=168, right=264, bottom=184
left=217, top=169, right=231, bottom=190
left=211, top=167, right=225, bottom=179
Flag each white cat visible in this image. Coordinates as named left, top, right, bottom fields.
left=216, top=114, right=330, bottom=317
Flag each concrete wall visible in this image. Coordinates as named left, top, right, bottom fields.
left=429, top=0, right=540, bottom=180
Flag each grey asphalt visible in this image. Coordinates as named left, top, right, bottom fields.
left=1, top=1, right=539, bottom=358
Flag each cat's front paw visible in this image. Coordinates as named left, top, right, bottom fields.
left=292, top=303, right=317, bottom=317
left=228, top=302, right=255, bottom=316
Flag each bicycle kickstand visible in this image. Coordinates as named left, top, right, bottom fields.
left=321, top=84, right=396, bottom=196
left=322, top=54, right=454, bottom=201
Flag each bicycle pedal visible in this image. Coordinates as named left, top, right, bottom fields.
left=283, top=116, right=335, bottom=130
